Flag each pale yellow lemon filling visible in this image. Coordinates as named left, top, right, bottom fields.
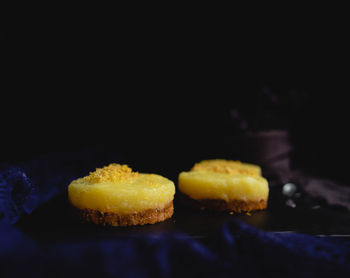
left=178, top=171, right=268, bottom=201
left=178, top=160, right=268, bottom=202
left=68, top=164, right=175, bottom=214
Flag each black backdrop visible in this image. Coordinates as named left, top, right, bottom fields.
left=2, top=39, right=349, bottom=183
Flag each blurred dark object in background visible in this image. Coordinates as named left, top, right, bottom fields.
left=2, top=57, right=349, bottom=184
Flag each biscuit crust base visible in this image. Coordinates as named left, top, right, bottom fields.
left=180, top=193, right=267, bottom=212
left=72, top=201, right=173, bottom=226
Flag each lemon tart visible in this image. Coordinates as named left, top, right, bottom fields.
left=68, top=163, right=175, bottom=226
left=178, top=159, right=268, bottom=212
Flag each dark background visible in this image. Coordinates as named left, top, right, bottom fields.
left=2, top=31, right=349, bottom=184
left=2, top=14, right=350, bottom=278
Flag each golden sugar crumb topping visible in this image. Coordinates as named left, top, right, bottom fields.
left=83, top=163, right=138, bottom=183
left=191, top=160, right=258, bottom=176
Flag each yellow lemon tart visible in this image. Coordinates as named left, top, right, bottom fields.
left=68, top=163, right=175, bottom=226
left=178, top=159, right=268, bottom=212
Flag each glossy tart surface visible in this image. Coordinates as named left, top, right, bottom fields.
left=178, top=159, right=268, bottom=202
left=68, top=164, right=175, bottom=215
left=178, top=171, right=268, bottom=201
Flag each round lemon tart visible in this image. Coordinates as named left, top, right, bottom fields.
left=68, top=163, right=175, bottom=226
left=178, top=159, right=268, bottom=212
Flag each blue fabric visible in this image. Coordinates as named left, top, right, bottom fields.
left=1, top=150, right=350, bottom=277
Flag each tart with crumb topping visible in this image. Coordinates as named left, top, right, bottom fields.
left=178, top=159, right=268, bottom=212
left=68, top=163, right=175, bottom=226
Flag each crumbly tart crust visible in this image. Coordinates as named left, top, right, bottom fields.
left=72, top=202, right=173, bottom=226
left=180, top=193, right=267, bottom=212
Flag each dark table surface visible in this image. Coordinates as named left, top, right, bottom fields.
left=16, top=184, right=350, bottom=244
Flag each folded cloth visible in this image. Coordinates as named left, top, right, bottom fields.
left=1, top=149, right=350, bottom=277
left=302, top=175, right=350, bottom=210
left=0, top=148, right=122, bottom=224
left=0, top=166, right=39, bottom=223
left=0, top=220, right=349, bottom=278
left=275, top=170, right=350, bottom=211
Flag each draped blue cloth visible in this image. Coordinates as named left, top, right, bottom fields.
left=1, top=150, right=350, bottom=277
